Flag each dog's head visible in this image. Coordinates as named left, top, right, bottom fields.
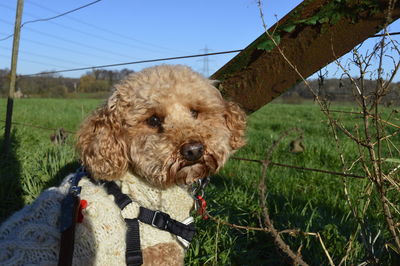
left=77, top=65, right=246, bottom=187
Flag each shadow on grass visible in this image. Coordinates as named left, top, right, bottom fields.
left=44, top=160, right=81, bottom=189
left=0, top=156, right=99, bottom=265
left=0, top=131, right=23, bottom=223
left=0, top=130, right=80, bottom=223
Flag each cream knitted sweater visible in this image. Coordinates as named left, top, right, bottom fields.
left=0, top=172, right=194, bottom=265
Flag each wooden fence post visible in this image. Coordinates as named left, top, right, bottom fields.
left=2, top=0, right=24, bottom=156
left=211, top=0, right=400, bottom=113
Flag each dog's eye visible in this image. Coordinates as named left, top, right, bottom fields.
left=147, top=115, right=163, bottom=128
left=190, top=109, right=199, bottom=119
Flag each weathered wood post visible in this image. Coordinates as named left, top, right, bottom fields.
left=2, top=0, right=24, bottom=156
left=212, top=0, right=400, bottom=113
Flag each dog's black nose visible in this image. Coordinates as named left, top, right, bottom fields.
left=180, top=142, right=204, bottom=161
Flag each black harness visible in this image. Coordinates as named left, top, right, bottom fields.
left=102, top=180, right=196, bottom=266
left=58, top=169, right=196, bottom=266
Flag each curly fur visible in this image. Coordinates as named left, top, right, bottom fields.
left=0, top=64, right=246, bottom=265
left=77, top=64, right=246, bottom=187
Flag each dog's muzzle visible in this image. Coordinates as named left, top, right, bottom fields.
left=166, top=148, right=217, bottom=186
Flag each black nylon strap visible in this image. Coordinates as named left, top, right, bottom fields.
left=58, top=168, right=87, bottom=266
left=102, top=180, right=196, bottom=266
left=124, top=218, right=143, bottom=266
left=138, top=207, right=196, bottom=242
left=167, top=219, right=196, bottom=242
left=102, top=181, right=142, bottom=265
left=103, top=181, right=132, bottom=210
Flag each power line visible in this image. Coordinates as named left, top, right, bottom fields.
left=26, top=0, right=191, bottom=54
left=0, top=26, right=139, bottom=63
left=0, top=0, right=102, bottom=42
left=0, top=19, right=145, bottom=63
left=0, top=54, right=68, bottom=69
left=21, top=0, right=102, bottom=24
left=32, top=20, right=170, bottom=56
left=0, top=45, right=84, bottom=66
left=23, top=49, right=243, bottom=76
left=14, top=25, right=143, bottom=61
left=1, top=4, right=171, bottom=56
left=18, top=36, right=131, bottom=63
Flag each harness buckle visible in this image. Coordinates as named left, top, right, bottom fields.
left=191, top=176, right=210, bottom=199
left=151, top=211, right=170, bottom=230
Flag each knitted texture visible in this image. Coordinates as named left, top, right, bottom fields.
left=0, top=172, right=194, bottom=265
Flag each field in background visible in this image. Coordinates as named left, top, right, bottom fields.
left=0, top=98, right=398, bottom=264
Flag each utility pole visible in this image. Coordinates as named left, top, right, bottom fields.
left=3, top=0, right=24, bottom=156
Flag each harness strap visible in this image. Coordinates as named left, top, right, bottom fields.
left=103, top=180, right=132, bottom=209
left=59, top=171, right=195, bottom=266
left=138, top=207, right=196, bottom=242
left=103, top=181, right=195, bottom=266
left=125, top=218, right=143, bottom=266
left=102, top=181, right=143, bottom=265
left=58, top=169, right=87, bottom=266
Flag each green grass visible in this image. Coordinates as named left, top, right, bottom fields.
left=0, top=98, right=398, bottom=265
left=0, top=99, right=102, bottom=214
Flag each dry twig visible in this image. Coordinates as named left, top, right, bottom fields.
left=256, top=0, right=400, bottom=261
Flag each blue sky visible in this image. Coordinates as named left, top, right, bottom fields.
left=0, top=0, right=399, bottom=80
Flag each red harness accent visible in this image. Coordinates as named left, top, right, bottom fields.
left=77, top=200, right=88, bottom=223
left=196, top=195, right=208, bottom=220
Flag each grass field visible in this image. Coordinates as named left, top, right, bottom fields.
left=0, top=98, right=399, bottom=265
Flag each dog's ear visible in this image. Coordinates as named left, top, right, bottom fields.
left=76, top=92, right=128, bottom=180
left=224, top=101, right=247, bottom=150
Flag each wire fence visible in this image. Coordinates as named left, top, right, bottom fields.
left=3, top=2, right=400, bottom=264
left=2, top=7, right=395, bottom=181
left=1, top=0, right=395, bottom=180
left=0, top=117, right=366, bottom=180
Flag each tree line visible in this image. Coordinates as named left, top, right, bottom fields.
left=282, top=78, right=400, bottom=106
left=0, top=68, right=134, bottom=98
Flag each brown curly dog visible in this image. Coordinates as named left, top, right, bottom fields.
left=0, top=64, right=246, bottom=266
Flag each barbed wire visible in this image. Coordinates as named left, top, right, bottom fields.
left=372, top=31, right=400, bottom=38
left=0, top=118, right=366, bottom=180
left=0, top=119, right=75, bottom=134
left=0, top=1, right=396, bottom=185
left=232, top=157, right=365, bottom=179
